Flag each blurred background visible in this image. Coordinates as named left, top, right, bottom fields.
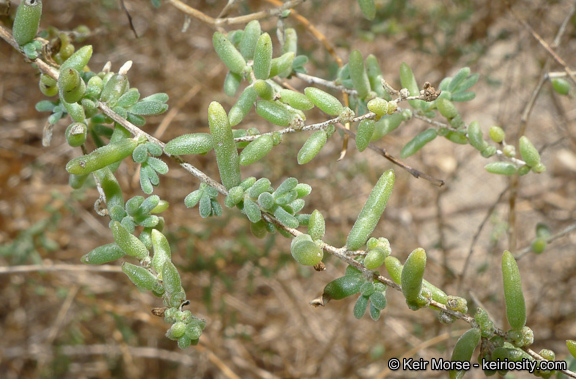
left=1, top=0, right=576, bottom=377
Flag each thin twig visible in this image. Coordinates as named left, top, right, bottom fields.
left=457, top=186, right=509, bottom=292
left=295, top=72, right=358, bottom=95
left=518, top=0, right=576, bottom=136
left=167, top=0, right=304, bottom=27
left=508, top=3, right=576, bottom=86
left=335, top=123, right=445, bottom=186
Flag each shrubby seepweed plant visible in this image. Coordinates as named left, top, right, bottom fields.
left=2, top=0, right=576, bottom=377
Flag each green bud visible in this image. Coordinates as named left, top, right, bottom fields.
left=229, top=86, right=258, bottom=127
left=117, top=88, right=141, bottom=108
left=370, top=298, right=382, bottom=320
left=322, top=275, right=362, bottom=301
left=371, top=113, right=403, bottom=141
left=304, top=87, right=344, bottom=116
left=66, top=137, right=141, bottom=175
left=128, top=101, right=168, bottom=116
left=400, top=62, right=423, bottom=109
left=39, top=74, right=58, bottom=97
left=208, top=102, right=241, bottom=189
left=65, top=122, right=88, bottom=147
left=294, top=183, right=312, bottom=198
left=256, top=100, right=295, bottom=127
left=122, top=262, right=161, bottom=291
left=151, top=229, right=171, bottom=279
left=251, top=80, right=272, bottom=101
left=353, top=294, right=369, bottom=319
left=356, top=119, right=375, bottom=152
left=60, top=45, right=93, bottom=72
left=364, top=247, right=388, bottom=270
left=185, top=322, right=204, bottom=339
left=481, top=145, right=497, bottom=158
left=444, top=130, right=468, bottom=144
left=531, top=237, right=546, bottom=254
left=437, top=98, right=458, bottom=119
left=531, top=162, right=546, bottom=173
left=165, top=133, right=213, bottom=156
left=282, top=28, right=297, bottom=55
left=297, top=130, right=328, bottom=165
left=449, top=328, right=481, bottom=379
left=13, top=0, right=43, bottom=46
left=81, top=98, right=98, bottom=118
left=162, top=260, right=182, bottom=295
left=81, top=242, right=125, bottom=265
left=367, top=98, right=388, bottom=116
left=239, top=135, right=273, bottom=165
left=474, top=307, right=495, bottom=338
left=346, top=170, right=395, bottom=250
left=447, top=67, right=471, bottom=93
left=349, top=50, right=371, bottom=99
left=567, top=340, right=576, bottom=359
left=274, top=177, right=298, bottom=196
left=278, top=89, right=314, bottom=110
left=166, top=322, right=187, bottom=340
left=489, top=126, right=505, bottom=143
left=484, top=162, right=517, bottom=176
left=69, top=173, right=89, bottom=189
left=269, top=52, right=295, bottom=78
left=93, top=167, right=124, bottom=210
left=223, top=71, right=242, bottom=97
left=451, top=91, right=476, bottom=102
left=384, top=256, right=404, bottom=284
left=552, top=78, right=570, bottom=95
left=370, top=290, right=387, bottom=310
left=100, top=74, right=129, bottom=106
left=224, top=186, right=244, bottom=207
left=502, top=250, right=526, bottom=330
left=274, top=190, right=297, bottom=206
left=519, top=136, right=540, bottom=167
left=213, top=31, right=247, bottom=74
left=291, top=236, right=323, bottom=266
left=400, top=129, right=437, bottom=159
left=242, top=198, right=262, bottom=223
left=447, top=296, right=468, bottom=313
left=503, top=145, right=516, bottom=157
left=250, top=219, right=268, bottom=239
left=271, top=206, right=297, bottom=228
left=239, top=20, right=261, bottom=60
left=467, top=121, right=487, bottom=151
left=141, top=93, right=169, bottom=103
left=308, top=210, right=325, bottom=241
left=253, top=33, right=273, bottom=80
left=257, top=191, right=275, bottom=210
left=59, top=68, right=86, bottom=103
left=401, top=248, right=427, bottom=310
left=452, top=72, right=479, bottom=93
left=365, top=54, right=388, bottom=98
left=247, top=177, right=271, bottom=199
left=357, top=0, right=376, bottom=20
left=132, top=144, right=149, bottom=164
left=111, top=221, right=149, bottom=260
